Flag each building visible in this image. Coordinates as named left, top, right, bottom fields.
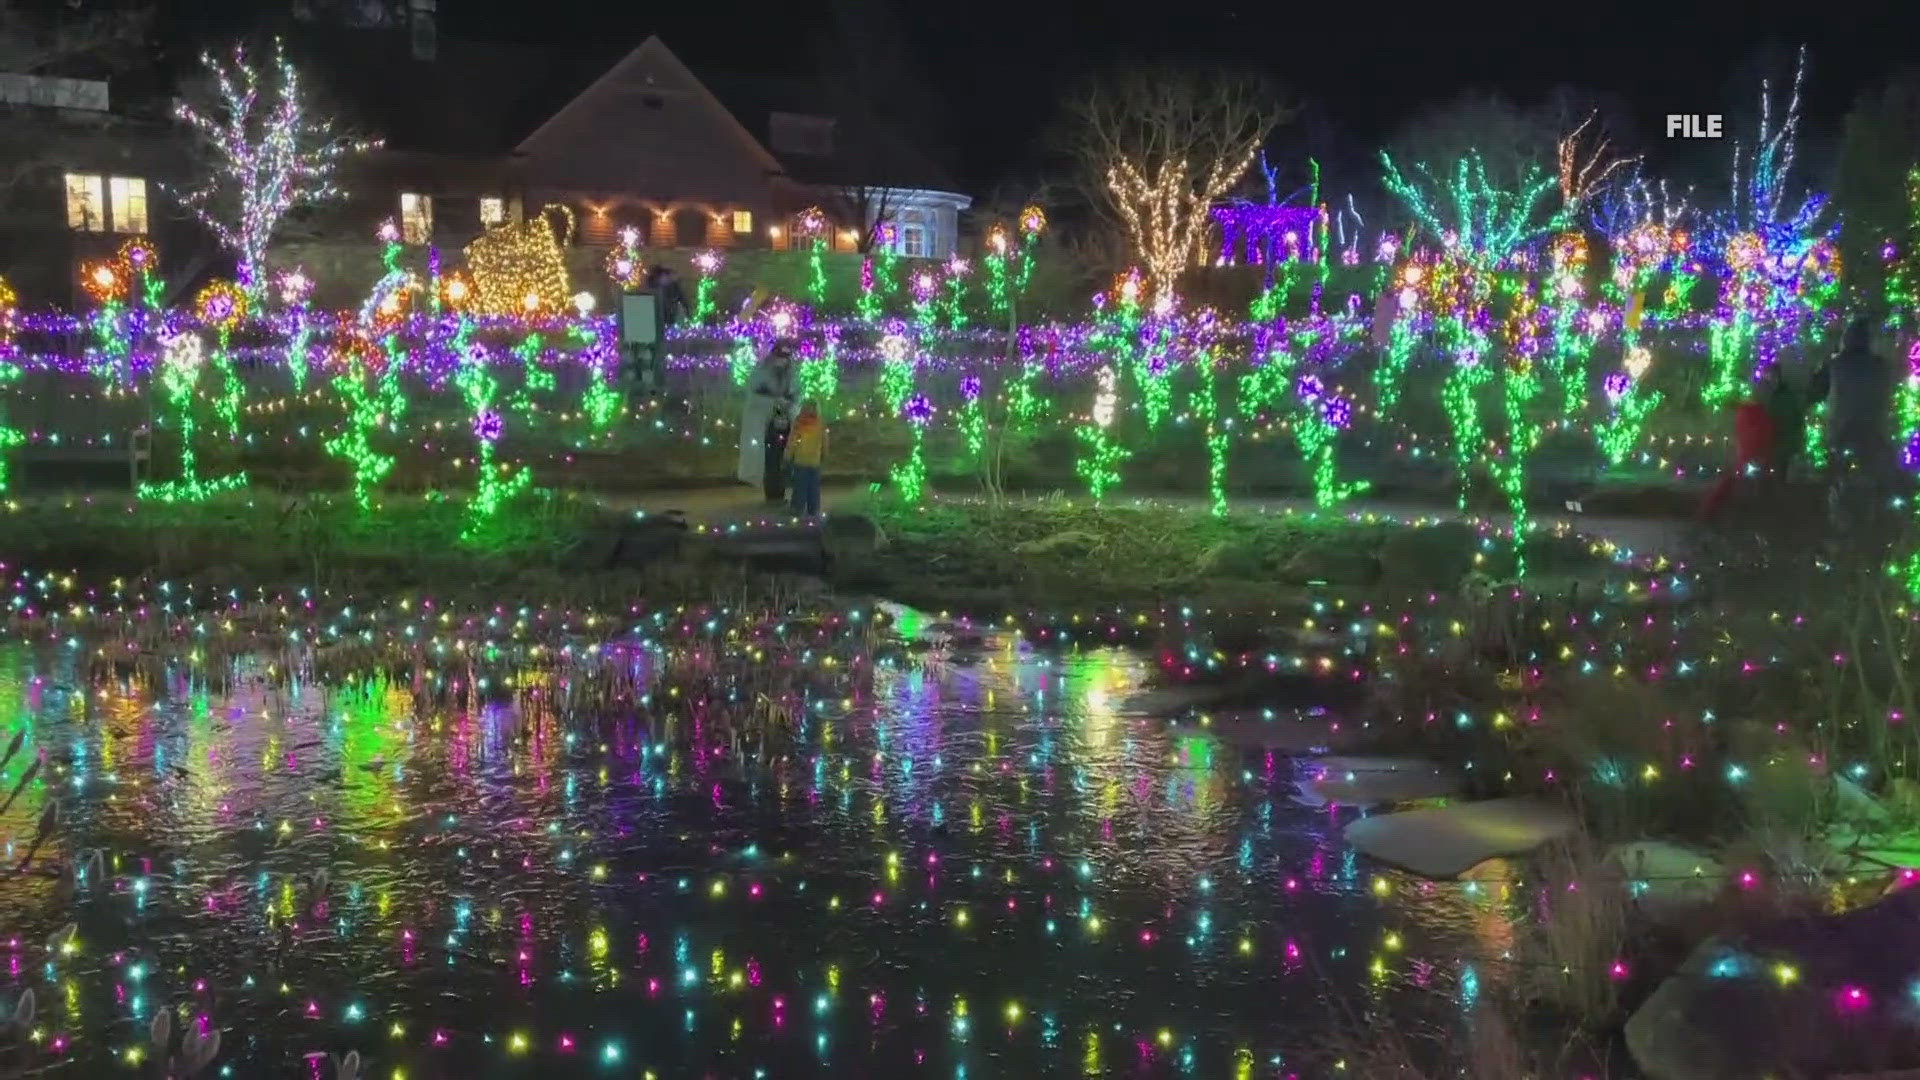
left=0, top=73, right=190, bottom=304
left=0, top=19, right=970, bottom=305
left=299, top=30, right=971, bottom=260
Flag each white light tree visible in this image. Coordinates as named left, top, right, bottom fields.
left=173, top=39, right=374, bottom=297
left=1069, top=68, right=1286, bottom=296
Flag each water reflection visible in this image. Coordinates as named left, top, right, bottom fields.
left=0, top=626, right=1521, bottom=1076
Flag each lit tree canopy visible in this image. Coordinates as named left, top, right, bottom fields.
left=173, top=39, right=374, bottom=296
left=1068, top=68, right=1287, bottom=294
left=1381, top=150, right=1565, bottom=267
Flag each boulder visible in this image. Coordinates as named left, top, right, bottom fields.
left=1343, top=797, right=1578, bottom=879
left=1607, top=840, right=1725, bottom=923
left=1625, top=888, right=1920, bottom=1079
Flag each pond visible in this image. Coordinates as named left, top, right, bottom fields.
left=0, top=612, right=1523, bottom=1077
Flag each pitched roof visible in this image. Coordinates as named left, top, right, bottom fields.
left=703, top=72, right=964, bottom=195
left=512, top=36, right=785, bottom=203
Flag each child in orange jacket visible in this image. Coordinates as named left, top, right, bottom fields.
left=785, top=401, right=826, bottom=516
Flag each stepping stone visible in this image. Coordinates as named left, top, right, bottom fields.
left=1343, top=796, right=1579, bottom=879
left=1293, top=757, right=1458, bottom=806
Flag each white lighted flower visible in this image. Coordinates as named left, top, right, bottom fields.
left=161, top=332, right=204, bottom=376
left=1624, top=346, right=1651, bottom=380
left=572, top=291, right=596, bottom=316
left=1092, top=366, right=1117, bottom=428
left=879, top=333, right=909, bottom=364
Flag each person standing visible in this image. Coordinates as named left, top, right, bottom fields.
left=1810, top=316, right=1894, bottom=530
left=737, top=341, right=798, bottom=501
left=645, top=264, right=688, bottom=328
left=785, top=400, right=826, bottom=517
left=1761, top=364, right=1807, bottom=479
left=1700, top=374, right=1778, bottom=521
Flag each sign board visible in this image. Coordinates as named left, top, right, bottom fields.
left=621, top=292, right=660, bottom=345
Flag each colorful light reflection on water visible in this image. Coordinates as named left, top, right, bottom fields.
left=0, top=629, right=1523, bottom=1076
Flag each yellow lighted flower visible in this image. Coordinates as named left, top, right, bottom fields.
left=193, top=280, right=248, bottom=330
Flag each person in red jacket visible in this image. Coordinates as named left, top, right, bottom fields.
left=1700, top=367, right=1782, bottom=521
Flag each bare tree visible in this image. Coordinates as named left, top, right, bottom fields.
left=808, top=0, right=949, bottom=252
left=0, top=1, right=152, bottom=204
left=1067, top=68, right=1286, bottom=295
left=1386, top=90, right=1559, bottom=200
left=0, top=0, right=148, bottom=75
left=1557, top=110, right=1637, bottom=211
left=172, top=39, right=375, bottom=296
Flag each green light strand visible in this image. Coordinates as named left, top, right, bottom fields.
left=808, top=239, right=827, bottom=307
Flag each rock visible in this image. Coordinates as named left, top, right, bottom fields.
left=822, top=514, right=883, bottom=563
left=1343, top=797, right=1579, bottom=879
left=1608, top=840, right=1725, bottom=923
left=575, top=514, right=687, bottom=569
left=1293, top=757, right=1458, bottom=806
left=1625, top=888, right=1920, bottom=1079
left=1834, top=776, right=1892, bottom=825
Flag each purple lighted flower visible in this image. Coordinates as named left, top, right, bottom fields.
left=1902, top=431, right=1920, bottom=473
left=378, top=219, right=401, bottom=244
left=902, top=393, right=934, bottom=425
left=1908, top=339, right=1920, bottom=378
left=1322, top=395, right=1353, bottom=429
left=1603, top=371, right=1632, bottom=403
left=474, top=409, right=503, bottom=443
left=1296, top=374, right=1325, bottom=403
left=959, top=375, right=981, bottom=402
left=1884, top=241, right=1899, bottom=262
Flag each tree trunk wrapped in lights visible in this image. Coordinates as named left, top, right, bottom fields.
left=173, top=39, right=372, bottom=299
left=1070, top=69, right=1284, bottom=300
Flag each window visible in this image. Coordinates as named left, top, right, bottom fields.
left=899, top=225, right=927, bottom=258
left=65, top=173, right=105, bottom=231
left=731, top=209, right=752, bottom=234
left=400, top=192, right=433, bottom=244
left=479, top=196, right=506, bottom=227
left=109, top=177, right=148, bottom=234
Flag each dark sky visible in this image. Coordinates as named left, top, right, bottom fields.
left=157, top=0, right=1918, bottom=196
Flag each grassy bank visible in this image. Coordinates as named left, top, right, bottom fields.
left=835, top=497, right=1624, bottom=616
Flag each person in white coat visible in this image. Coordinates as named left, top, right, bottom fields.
left=738, top=340, right=799, bottom=500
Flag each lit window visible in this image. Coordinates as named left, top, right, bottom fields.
left=400, top=193, right=433, bottom=244
left=65, top=174, right=105, bottom=231
left=479, top=196, right=505, bottom=227
left=731, top=210, right=752, bottom=234
left=899, top=225, right=927, bottom=258
left=109, top=177, right=148, bottom=234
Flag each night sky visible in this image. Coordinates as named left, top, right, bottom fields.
left=161, top=0, right=1919, bottom=196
